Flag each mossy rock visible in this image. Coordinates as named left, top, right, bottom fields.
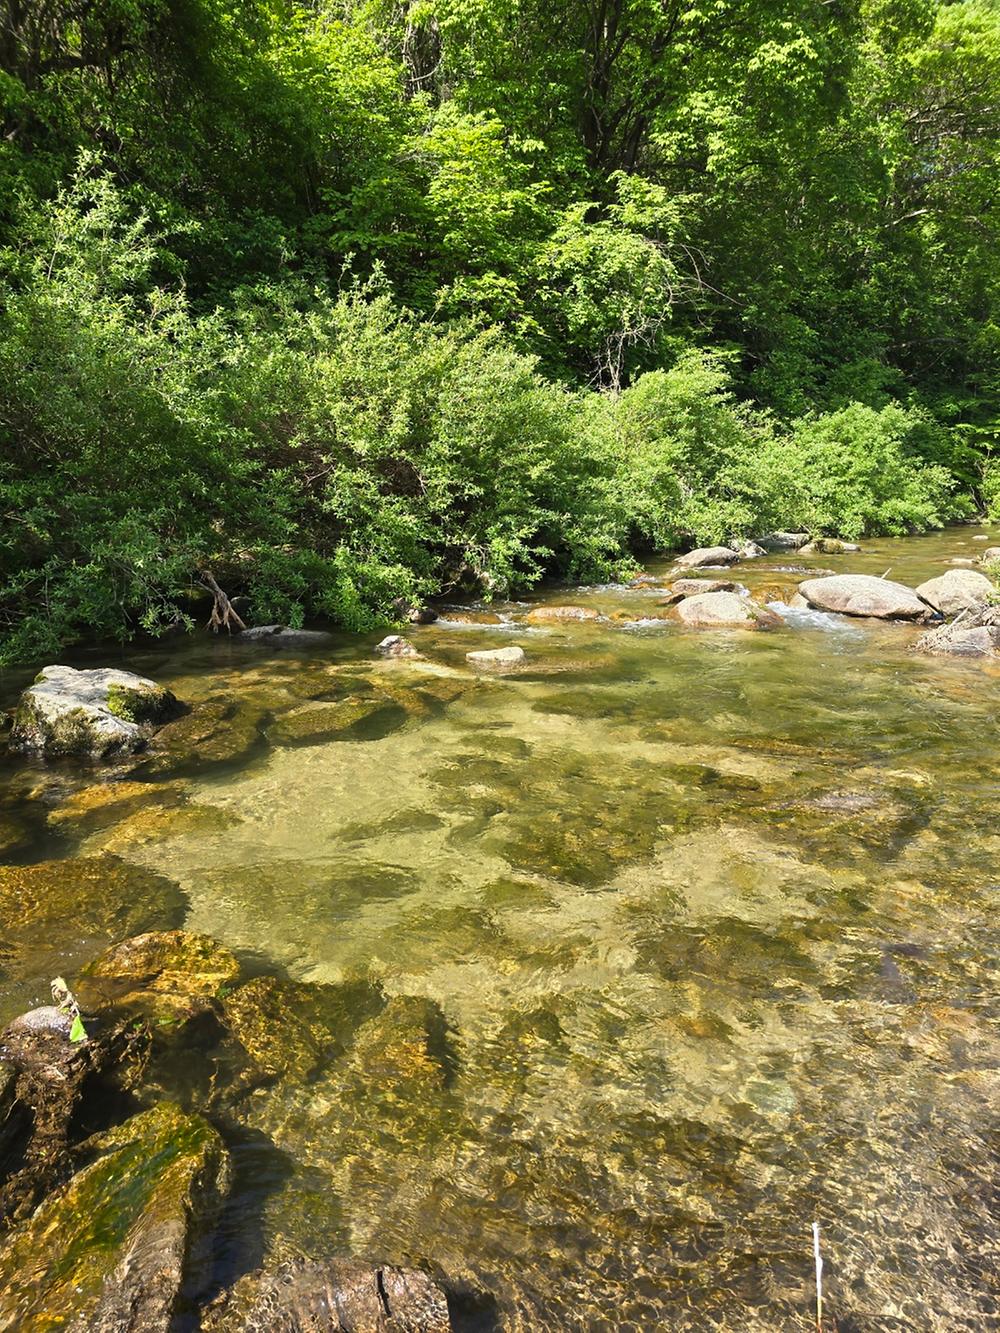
left=10, top=667, right=180, bottom=761
left=82, top=801, right=241, bottom=857
left=0, top=856, right=187, bottom=1009
left=222, top=974, right=384, bottom=1087
left=138, top=697, right=269, bottom=776
left=270, top=697, right=407, bottom=747
left=46, top=779, right=184, bottom=835
left=0, top=1102, right=230, bottom=1332
left=79, top=930, right=241, bottom=1024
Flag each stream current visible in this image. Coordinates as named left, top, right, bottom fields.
left=1, top=526, right=998, bottom=1329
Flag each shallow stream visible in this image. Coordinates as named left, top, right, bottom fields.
left=1, top=527, right=998, bottom=1329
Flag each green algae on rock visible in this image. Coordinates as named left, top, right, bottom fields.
left=0, top=1102, right=230, bottom=1332
left=79, top=930, right=240, bottom=1024
left=137, top=697, right=269, bottom=776
left=10, top=667, right=179, bottom=760
left=270, top=696, right=407, bottom=746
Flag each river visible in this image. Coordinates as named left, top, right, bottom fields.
left=1, top=525, right=998, bottom=1329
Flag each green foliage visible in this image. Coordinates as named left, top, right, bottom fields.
left=0, top=0, right=997, bottom=662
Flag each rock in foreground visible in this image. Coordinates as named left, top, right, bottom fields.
left=672, top=591, right=782, bottom=630
left=798, top=574, right=929, bottom=621
left=10, top=666, right=179, bottom=760
left=0, top=1102, right=228, bottom=1332
left=915, top=568, right=996, bottom=616
left=79, top=929, right=240, bottom=1024
left=204, top=1257, right=453, bottom=1332
left=674, top=546, right=740, bottom=568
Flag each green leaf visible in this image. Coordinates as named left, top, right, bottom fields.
left=69, top=1014, right=87, bottom=1043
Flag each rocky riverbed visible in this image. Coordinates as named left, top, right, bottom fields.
left=0, top=524, right=998, bottom=1330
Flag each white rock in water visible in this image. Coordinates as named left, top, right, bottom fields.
left=10, top=666, right=179, bottom=760
left=466, top=646, right=526, bottom=668
left=375, top=635, right=422, bottom=659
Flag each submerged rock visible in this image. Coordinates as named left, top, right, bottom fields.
left=916, top=568, right=996, bottom=616
left=238, top=625, right=333, bottom=648
left=674, top=545, right=740, bottom=568
left=0, top=856, right=187, bottom=997
left=10, top=666, right=179, bottom=760
left=271, top=697, right=406, bottom=746
left=222, top=975, right=382, bottom=1088
left=466, top=646, right=526, bottom=669
left=524, top=605, right=600, bottom=624
left=375, top=635, right=423, bottom=659
left=672, top=591, right=782, bottom=630
left=203, top=1257, right=453, bottom=1332
left=913, top=604, right=1000, bottom=657
left=798, top=574, right=929, bottom=621
left=138, top=697, right=268, bottom=776
left=0, top=1102, right=229, bottom=1332
left=79, top=930, right=240, bottom=1024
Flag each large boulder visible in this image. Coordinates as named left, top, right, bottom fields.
left=0, top=1102, right=229, bottom=1332
left=798, top=574, right=929, bottom=621
left=916, top=568, right=996, bottom=616
left=203, top=1257, right=452, bottom=1332
left=674, top=546, right=740, bottom=568
left=914, top=604, right=1000, bottom=658
left=671, top=591, right=782, bottom=630
left=10, top=667, right=179, bottom=760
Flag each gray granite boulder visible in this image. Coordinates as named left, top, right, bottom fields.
left=916, top=568, right=996, bottom=617
left=798, top=575, right=928, bottom=621
left=10, top=667, right=179, bottom=760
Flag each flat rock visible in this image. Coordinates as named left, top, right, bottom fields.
left=524, top=605, right=601, bottom=624
left=916, top=568, right=996, bottom=616
left=671, top=591, right=782, bottom=629
left=0, top=1102, right=229, bottom=1332
left=798, top=574, right=928, bottom=621
left=375, top=635, right=422, bottom=659
left=10, top=667, right=179, bottom=760
left=667, top=578, right=738, bottom=597
left=203, top=1257, right=452, bottom=1332
left=674, top=546, right=740, bottom=568
left=466, top=646, right=526, bottom=668
left=238, top=625, right=333, bottom=648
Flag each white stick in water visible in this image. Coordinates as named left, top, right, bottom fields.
left=812, top=1221, right=823, bottom=1332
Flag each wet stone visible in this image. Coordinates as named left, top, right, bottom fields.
left=79, top=929, right=241, bottom=1024
left=137, top=697, right=269, bottom=776
left=203, top=1257, right=453, bottom=1333
left=674, top=546, right=740, bottom=568
left=238, top=625, right=333, bottom=648
left=466, top=646, right=526, bottom=669
left=0, top=1102, right=230, bottom=1332
left=524, top=605, right=601, bottom=625
left=0, top=856, right=188, bottom=1006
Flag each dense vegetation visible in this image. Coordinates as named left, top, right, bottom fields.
left=1, top=0, right=998, bottom=661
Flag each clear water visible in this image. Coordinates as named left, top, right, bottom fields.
left=1, top=528, right=998, bottom=1329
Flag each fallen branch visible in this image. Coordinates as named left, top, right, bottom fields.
left=200, top=570, right=246, bottom=634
